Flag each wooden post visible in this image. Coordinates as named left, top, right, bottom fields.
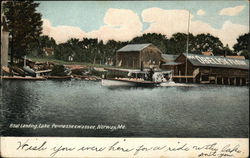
left=222, top=78, right=224, bottom=85
left=234, top=77, right=236, bottom=86
left=228, top=78, right=230, bottom=85
left=179, top=71, right=181, bottom=83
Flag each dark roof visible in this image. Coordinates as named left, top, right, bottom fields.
left=117, top=43, right=152, bottom=52
left=161, top=54, right=178, bottom=61
left=181, top=53, right=249, bottom=70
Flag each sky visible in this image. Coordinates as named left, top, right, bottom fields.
left=37, top=1, right=249, bottom=48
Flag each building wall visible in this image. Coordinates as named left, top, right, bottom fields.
left=141, top=45, right=162, bottom=68
left=116, top=45, right=162, bottom=69
left=116, top=52, right=140, bottom=68
left=175, top=55, right=196, bottom=75
left=1, top=30, right=9, bottom=67
left=199, top=67, right=248, bottom=78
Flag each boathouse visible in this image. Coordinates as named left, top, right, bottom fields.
left=116, top=43, right=163, bottom=68
left=173, top=53, right=249, bottom=85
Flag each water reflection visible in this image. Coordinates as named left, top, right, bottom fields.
left=0, top=80, right=249, bottom=137
left=1, top=81, right=43, bottom=135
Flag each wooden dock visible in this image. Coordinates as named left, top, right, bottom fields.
left=44, top=76, right=72, bottom=79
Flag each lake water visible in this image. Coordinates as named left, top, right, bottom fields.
left=0, top=80, right=249, bottom=137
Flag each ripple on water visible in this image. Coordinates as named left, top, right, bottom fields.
left=1, top=80, right=249, bottom=137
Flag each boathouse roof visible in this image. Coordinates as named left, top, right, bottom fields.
left=162, top=61, right=182, bottom=66
left=117, top=43, right=152, bottom=52
left=161, top=54, right=178, bottom=61
left=182, top=53, right=249, bottom=70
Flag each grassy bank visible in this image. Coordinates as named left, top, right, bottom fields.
left=27, top=56, right=112, bottom=68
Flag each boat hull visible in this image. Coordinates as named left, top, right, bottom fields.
left=102, top=79, right=138, bottom=86
left=102, top=79, right=159, bottom=87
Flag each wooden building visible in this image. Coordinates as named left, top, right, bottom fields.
left=160, top=54, right=180, bottom=72
left=173, top=53, right=249, bottom=85
left=43, top=47, right=54, bottom=56
left=116, top=43, right=163, bottom=68
left=202, top=51, right=214, bottom=56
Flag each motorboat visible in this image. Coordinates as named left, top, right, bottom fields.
left=101, top=69, right=175, bottom=87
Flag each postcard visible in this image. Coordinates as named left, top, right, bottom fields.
left=1, top=0, right=249, bottom=157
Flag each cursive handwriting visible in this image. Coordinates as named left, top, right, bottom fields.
left=15, top=139, right=244, bottom=157
left=109, top=140, right=134, bottom=152
left=221, top=144, right=241, bottom=154
left=50, top=145, right=75, bottom=157
left=17, top=139, right=47, bottom=151
left=193, top=143, right=218, bottom=152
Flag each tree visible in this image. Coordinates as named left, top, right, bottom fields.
left=103, top=40, right=127, bottom=65
left=3, top=1, right=43, bottom=60
left=167, top=33, right=195, bottom=55
left=192, top=33, right=224, bottom=55
left=80, top=38, right=99, bottom=63
left=240, top=50, right=249, bottom=59
left=37, top=35, right=56, bottom=48
left=220, top=44, right=234, bottom=56
left=233, top=33, right=250, bottom=59
left=29, top=35, right=57, bottom=57
left=130, top=33, right=168, bottom=53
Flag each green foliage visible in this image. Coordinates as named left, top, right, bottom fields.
left=233, top=33, right=250, bottom=59
left=34, top=32, right=246, bottom=67
left=220, top=44, right=234, bottom=56
left=130, top=33, right=168, bottom=53
left=128, top=33, right=229, bottom=56
left=192, top=33, right=223, bottom=54
left=21, top=28, right=240, bottom=65
left=167, top=33, right=195, bottom=55
left=240, top=50, right=249, bottom=59
left=53, top=37, right=128, bottom=65
left=29, top=35, right=57, bottom=57
left=51, top=32, right=235, bottom=64
left=3, top=1, right=43, bottom=58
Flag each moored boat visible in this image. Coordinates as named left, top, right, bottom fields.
left=101, top=69, right=175, bottom=87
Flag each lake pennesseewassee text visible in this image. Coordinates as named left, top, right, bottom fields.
left=0, top=80, right=248, bottom=138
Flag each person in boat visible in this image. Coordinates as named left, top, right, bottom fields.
left=164, top=73, right=170, bottom=81
left=148, top=68, right=154, bottom=81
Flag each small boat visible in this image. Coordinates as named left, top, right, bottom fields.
left=23, top=66, right=36, bottom=77
left=101, top=69, right=175, bottom=87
